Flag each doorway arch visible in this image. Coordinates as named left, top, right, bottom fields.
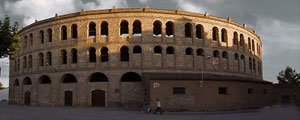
left=91, top=90, right=105, bottom=107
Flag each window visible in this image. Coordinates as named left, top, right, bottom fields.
left=252, top=39, right=255, bottom=52
left=89, top=47, right=96, bottom=62
left=28, top=55, right=32, bottom=68
left=249, top=57, right=252, bottom=70
left=89, top=22, right=96, bottom=37
left=185, top=23, right=192, bottom=38
left=222, top=51, right=228, bottom=58
left=218, top=87, right=228, bottom=95
left=39, top=30, right=44, bottom=44
left=101, top=21, right=108, bottom=36
left=241, top=55, right=245, bottom=61
left=240, top=34, right=244, bottom=46
left=23, top=56, right=27, bottom=69
left=46, top=52, right=52, bottom=66
left=212, top=27, right=219, bottom=41
left=120, top=20, right=129, bottom=36
left=233, top=32, right=238, bottom=45
left=196, top=24, right=204, bottom=39
left=221, top=28, right=227, bottom=42
left=248, top=88, right=253, bottom=94
left=71, top=24, right=78, bottom=39
left=166, top=46, right=174, bottom=54
left=71, top=48, right=77, bottom=63
left=213, top=50, right=219, bottom=58
left=253, top=58, right=256, bottom=71
left=47, top=29, right=52, bottom=42
left=61, top=50, right=67, bottom=64
left=153, top=20, right=162, bottom=36
left=234, top=53, right=239, bottom=60
left=61, top=26, right=67, bottom=40
left=165, top=21, right=174, bottom=37
left=101, top=47, right=108, bottom=62
left=197, top=48, right=204, bottom=56
left=154, top=46, right=162, bottom=54
left=173, top=87, right=186, bottom=94
left=248, top=38, right=251, bottom=50
left=185, top=47, right=193, bottom=55
left=133, top=45, right=142, bottom=54
left=29, top=33, right=33, bottom=46
left=133, top=20, right=141, bottom=35
left=38, top=53, right=44, bottom=66
left=120, top=46, right=129, bottom=61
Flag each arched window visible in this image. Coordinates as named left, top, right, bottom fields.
left=38, top=53, right=44, bottom=66
left=71, top=48, right=77, bottom=63
left=47, top=29, right=52, bottom=42
left=185, top=23, right=192, bottom=38
left=39, top=75, right=51, bottom=84
left=88, top=72, right=108, bottom=82
left=166, top=46, right=174, bottom=54
left=61, top=26, right=67, bottom=40
left=249, top=57, right=252, bottom=70
left=101, top=21, right=108, bottom=36
left=71, top=24, right=78, bottom=39
left=14, top=79, right=19, bottom=86
left=133, top=20, right=141, bottom=35
left=221, top=28, right=227, bottom=42
left=89, top=22, right=96, bottom=37
left=248, top=37, right=251, bottom=50
left=212, top=27, right=219, bottom=41
left=197, top=48, right=204, bottom=56
left=233, top=32, right=238, bottom=45
left=166, top=21, right=174, bottom=37
left=101, top=47, right=109, bottom=62
left=61, top=49, right=67, bottom=64
left=240, top=34, right=244, bottom=46
left=23, top=56, right=27, bottom=69
left=213, top=50, right=219, bottom=58
left=153, top=20, right=162, bottom=36
left=222, top=51, right=228, bottom=58
left=120, top=20, right=129, bottom=36
left=196, top=24, right=204, bottom=39
left=234, top=53, right=239, bottom=60
left=185, top=47, right=193, bottom=55
left=154, top=46, right=162, bottom=54
left=121, top=72, right=142, bottom=82
left=62, top=74, right=77, bottom=83
left=89, top=47, right=96, bottom=62
left=39, top=30, right=44, bottom=44
left=24, top=36, right=28, bottom=48
left=133, top=45, right=142, bottom=54
left=252, top=39, right=255, bottom=52
left=23, top=77, right=32, bottom=85
left=46, top=52, right=52, bottom=66
left=29, top=33, right=33, bottom=46
left=241, top=55, right=245, bottom=60
left=28, top=55, right=32, bottom=68
left=120, top=46, right=129, bottom=61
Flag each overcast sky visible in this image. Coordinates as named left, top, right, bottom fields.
left=0, top=0, right=299, bottom=87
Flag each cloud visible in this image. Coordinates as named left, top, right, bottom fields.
left=176, top=0, right=206, bottom=13
left=138, top=0, right=150, bottom=4
left=3, top=0, right=128, bottom=26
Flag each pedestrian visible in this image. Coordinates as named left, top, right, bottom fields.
left=154, top=99, right=162, bottom=115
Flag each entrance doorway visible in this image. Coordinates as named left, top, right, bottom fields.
left=91, top=90, right=105, bottom=107
left=64, top=91, right=73, bottom=106
left=24, top=91, right=31, bottom=105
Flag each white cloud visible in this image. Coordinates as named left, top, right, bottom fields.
left=176, top=0, right=206, bottom=13
left=4, top=0, right=128, bottom=26
left=138, top=0, right=150, bottom=4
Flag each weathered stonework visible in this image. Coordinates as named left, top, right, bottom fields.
left=9, top=8, right=268, bottom=110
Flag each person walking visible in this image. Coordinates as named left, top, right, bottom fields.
left=154, top=99, right=162, bottom=115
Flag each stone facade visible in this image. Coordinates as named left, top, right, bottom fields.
left=9, top=8, right=267, bottom=110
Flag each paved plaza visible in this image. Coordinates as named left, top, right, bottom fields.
left=0, top=102, right=299, bottom=120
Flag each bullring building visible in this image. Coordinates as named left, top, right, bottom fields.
left=9, top=7, right=273, bottom=111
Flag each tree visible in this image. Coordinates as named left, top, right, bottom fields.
left=0, top=82, right=4, bottom=90
left=0, top=15, right=20, bottom=58
left=277, top=66, right=300, bottom=86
